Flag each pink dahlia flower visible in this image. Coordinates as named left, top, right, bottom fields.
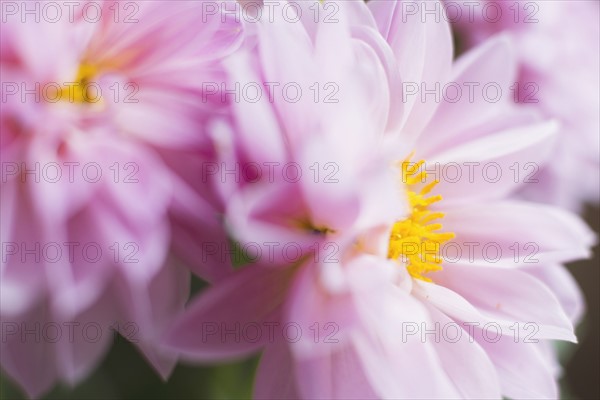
left=0, top=1, right=242, bottom=397
left=165, top=1, right=595, bottom=398
left=448, top=0, right=600, bottom=211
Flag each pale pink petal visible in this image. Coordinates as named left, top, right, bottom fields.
left=128, top=259, right=190, bottom=379
left=434, top=264, right=576, bottom=342
left=0, top=302, right=58, bottom=398
left=254, top=340, right=300, bottom=400
left=441, top=201, right=596, bottom=266
left=478, top=335, right=558, bottom=399
left=285, top=261, right=359, bottom=359
left=223, top=51, right=287, bottom=164
left=163, top=266, right=294, bottom=361
left=295, top=344, right=379, bottom=399
left=525, top=264, right=585, bottom=324
left=350, top=287, right=462, bottom=398
left=225, top=182, right=346, bottom=265
left=369, top=0, right=453, bottom=139
left=353, top=326, right=462, bottom=399
left=349, top=24, right=405, bottom=135
left=419, top=34, right=518, bottom=156
left=5, top=12, right=88, bottom=81
left=429, top=120, right=558, bottom=204
left=53, top=295, right=115, bottom=385
left=426, top=305, right=502, bottom=399
left=169, top=211, right=234, bottom=284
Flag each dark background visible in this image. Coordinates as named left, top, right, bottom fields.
left=563, top=205, right=600, bottom=400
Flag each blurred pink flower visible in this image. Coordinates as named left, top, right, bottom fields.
left=199, top=0, right=405, bottom=268
left=0, top=1, right=242, bottom=397
left=449, top=0, right=600, bottom=211
left=165, top=1, right=595, bottom=398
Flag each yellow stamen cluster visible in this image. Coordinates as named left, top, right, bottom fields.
left=55, top=62, right=99, bottom=104
left=388, top=154, right=455, bottom=282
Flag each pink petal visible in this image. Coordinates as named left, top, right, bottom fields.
left=420, top=34, right=518, bottom=156
left=129, top=259, right=190, bottom=379
left=427, top=305, right=502, bottom=399
left=370, top=0, right=453, bottom=139
left=441, top=201, right=596, bottom=266
left=524, top=264, right=585, bottom=324
left=163, top=265, right=295, bottom=361
left=429, top=120, right=558, bottom=204
left=0, top=302, right=57, bottom=398
left=351, top=288, right=462, bottom=398
left=254, top=340, right=300, bottom=400
left=478, top=335, right=558, bottom=399
left=295, top=343, right=379, bottom=399
left=223, top=51, right=287, bottom=164
left=285, top=261, right=359, bottom=359
left=434, top=264, right=576, bottom=342
left=53, top=295, right=115, bottom=385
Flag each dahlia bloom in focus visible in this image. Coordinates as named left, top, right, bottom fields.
left=165, top=1, right=595, bottom=398
left=1, top=1, right=241, bottom=396
left=449, top=0, right=600, bottom=211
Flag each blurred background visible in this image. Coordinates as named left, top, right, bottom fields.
left=562, top=206, right=600, bottom=400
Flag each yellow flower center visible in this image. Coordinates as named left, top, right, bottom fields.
left=54, top=62, right=100, bottom=104
left=388, top=154, right=455, bottom=282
